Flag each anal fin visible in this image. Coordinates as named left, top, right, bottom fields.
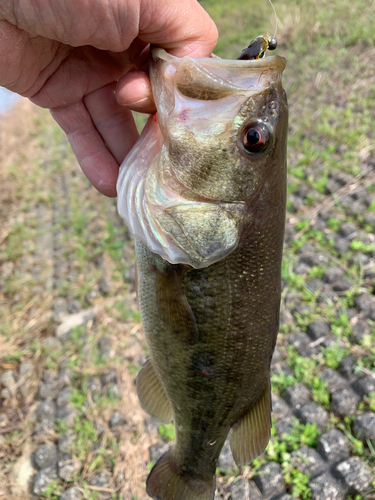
left=147, top=449, right=216, bottom=500
left=136, top=359, right=173, bottom=424
left=230, top=383, right=272, bottom=466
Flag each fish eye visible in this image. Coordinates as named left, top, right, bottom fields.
left=242, top=122, right=270, bottom=153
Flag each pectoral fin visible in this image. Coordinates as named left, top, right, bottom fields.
left=230, top=384, right=272, bottom=466
left=136, top=359, right=173, bottom=424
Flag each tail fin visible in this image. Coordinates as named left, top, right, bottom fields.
left=146, top=449, right=215, bottom=500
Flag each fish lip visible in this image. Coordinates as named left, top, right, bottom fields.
left=151, top=47, right=286, bottom=72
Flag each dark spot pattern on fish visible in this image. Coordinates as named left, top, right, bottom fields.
left=192, top=351, right=216, bottom=377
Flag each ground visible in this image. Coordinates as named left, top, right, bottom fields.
left=0, top=0, right=374, bottom=499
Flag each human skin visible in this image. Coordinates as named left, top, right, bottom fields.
left=0, top=0, right=218, bottom=196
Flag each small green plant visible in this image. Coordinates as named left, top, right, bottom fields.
left=271, top=370, right=297, bottom=393
left=158, top=424, right=175, bottom=442
left=338, top=418, right=365, bottom=456
left=284, top=421, right=321, bottom=450
left=368, top=392, right=375, bottom=412
left=311, top=377, right=330, bottom=408
left=42, top=481, right=63, bottom=499
left=70, top=387, right=87, bottom=411
left=331, top=311, right=352, bottom=338
left=283, top=466, right=312, bottom=500
left=307, top=266, right=326, bottom=280
left=327, top=218, right=341, bottom=232
left=350, top=239, right=375, bottom=253
left=321, top=345, right=349, bottom=369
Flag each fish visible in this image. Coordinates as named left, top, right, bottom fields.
left=117, top=46, right=288, bottom=500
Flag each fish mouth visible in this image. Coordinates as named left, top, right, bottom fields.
left=152, top=47, right=286, bottom=72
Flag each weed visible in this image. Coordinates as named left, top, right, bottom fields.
left=42, top=481, right=63, bottom=499
left=285, top=421, right=321, bottom=450
left=3, top=351, right=23, bottom=362
left=307, top=266, right=326, bottom=280
left=283, top=466, right=312, bottom=500
left=271, top=370, right=297, bottom=393
left=70, top=387, right=87, bottom=412
left=321, top=345, right=349, bottom=369
left=338, top=418, right=365, bottom=456
left=368, top=392, right=375, bottom=412
left=351, top=239, right=375, bottom=254
left=327, top=218, right=340, bottom=232
left=158, top=424, right=175, bottom=442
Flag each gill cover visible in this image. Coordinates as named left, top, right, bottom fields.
left=117, top=48, right=286, bottom=268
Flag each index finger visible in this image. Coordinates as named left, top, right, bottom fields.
left=138, top=0, right=218, bottom=58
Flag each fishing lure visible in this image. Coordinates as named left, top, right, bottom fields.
left=237, top=33, right=277, bottom=60
left=237, top=0, right=278, bottom=60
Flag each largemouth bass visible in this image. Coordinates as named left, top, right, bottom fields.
left=117, top=47, right=287, bottom=500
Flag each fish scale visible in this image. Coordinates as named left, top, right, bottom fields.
left=117, top=47, right=287, bottom=500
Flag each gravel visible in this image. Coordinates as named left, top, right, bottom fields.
left=39, top=381, right=61, bottom=400
left=101, top=369, right=118, bottom=385
left=57, top=430, right=75, bottom=454
left=56, top=387, right=74, bottom=407
left=33, top=443, right=58, bottom=470
left=353, top=412, right=375, bottom=440
left=35, top=400, right=56, bottom=421
left=330, top=387, right=360, bottom=417
left=335, top=457, right=373, bottom=493
left=1, top=370, right=17, bottom=390
left=32, top=465, right=58, bottom=496
left=286, top=332, right=311, bottom=353
left=55, top=405, right=78, bottom=427
left=226, top=477, right=262, bottom=500
left=291, top=446, right=326, bottom=478
left=297, top=402, right=329, bottom=431
left=355, top=293, right=375, bottom=319
left=89, top=472, right=111, bottom=488
left=19, top=360, right=33, bottom=376
left=59, top=486, right=82, bottom=500
left=109, top=411, right=126, bottom=428
left=317, top=429, right=350, bottom=464
left=307, top=321, right=331, bottom=340
left=319, top=368, right=347, bottom=393
left=57, top=453, right=81, bottom=482
left=272, top=394, right=292, bottom=419
left=284, top=382, right=311, bottom=410
left=55, top=308, right=96, bottom=339
left=309, top=472, right=347, bottom=500
left=351, top=375, right=375, bottom=397
left=254, top=462, right=285, bottom=499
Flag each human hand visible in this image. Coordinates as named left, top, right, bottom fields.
left=0, top=0, right=217, bottom=196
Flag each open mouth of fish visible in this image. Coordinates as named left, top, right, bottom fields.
left=117, top=48, right=286, bottom=269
